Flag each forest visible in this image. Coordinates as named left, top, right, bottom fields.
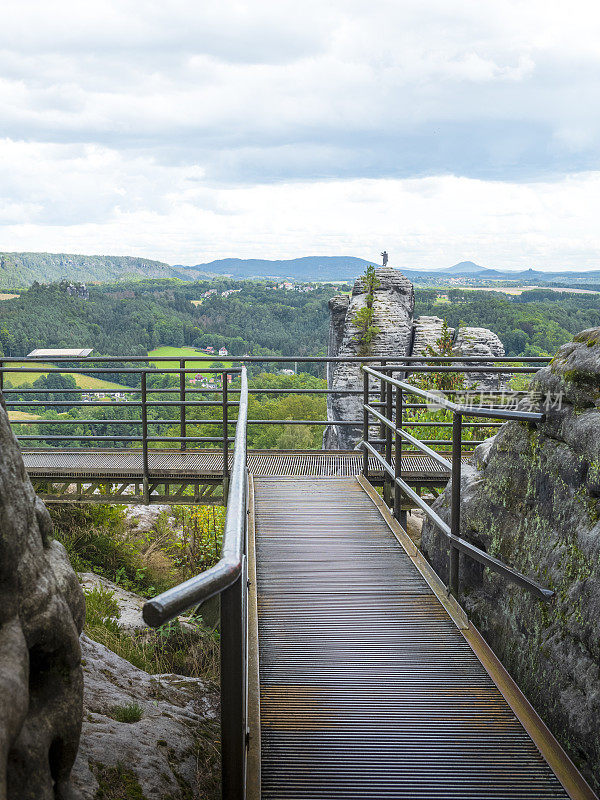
left=0, top=278, right=339, bottom=361
left=1, top=278, right=600, bottom=364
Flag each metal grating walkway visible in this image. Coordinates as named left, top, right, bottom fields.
left=253, top=477, right=570, bottom=799
left=21, top=448, right=456, bottom=480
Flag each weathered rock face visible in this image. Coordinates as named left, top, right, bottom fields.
left=72, top=636, right=218, bottom=800
left=325, top=277, right=510, bottom=447
left=411, top=315, right=452, bottom=357
left=452, top=326, right=506, bottom=390
left=421, top=327, right=600, bottom=790
left=324, top=267, right=414, bottom=449
left=0, top=391, right=85, bottom=800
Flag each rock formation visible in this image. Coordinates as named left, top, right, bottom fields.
left=421, top=327, right=600, bottom=790
left=324, top=267, right=414, bottom=449
left=410, top=317, right=506, bottom=390
left=325, top=274, right=509, bottom=447
left=0, top=390, right=85, bottom=800
left=411, top=315, right=450, bottom=357
left=452, top=326, right=506, bottom=390
left=72, top=636, right=218, bottom=800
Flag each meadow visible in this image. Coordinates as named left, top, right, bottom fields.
left=3, top=363, right=129, bottom=391
left=148, top=346, right=234, bottom=374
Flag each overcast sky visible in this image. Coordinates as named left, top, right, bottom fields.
left=1, top=0, right=599, bottom=269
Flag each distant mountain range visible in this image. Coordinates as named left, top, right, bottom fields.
left=0, top=251, right=193, bottom=288
left=173, top=256, right=373, bottom=281
left=2, top=251, right=600, bottom=289
left=400, top=261, right=600, bottom=282
left=176, top=257, right=600, bottom=283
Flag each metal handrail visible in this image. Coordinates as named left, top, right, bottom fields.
left=143, top=366, right=249, bottom=800
left=1, top=356, right=544, bottom=457
left=360, top=366, right=554, bottom=602
left=142, top=365, right=249, bottom=626
left=0, top=354, right=551, bottom=362
left=362, top=366, right=544, bottom=422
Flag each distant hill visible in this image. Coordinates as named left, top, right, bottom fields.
left=0, top=251, right=195, bottom=289
left=442, top=261, right=485, bottom=274
left=175, top=256, right=373, bottom=281
left=3, top=250, right=600, bottom=288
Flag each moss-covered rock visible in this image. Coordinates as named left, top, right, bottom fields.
left=421, top=330, right=600, bottom=791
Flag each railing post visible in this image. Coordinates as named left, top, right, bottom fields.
left=141, top=371, right=149, bottom=503
left=362, top=367, right=369, bottom=479
left=223, top=372, right=229, bottom=499
left=220, top=567, right=246, bottom=800
left=180, top=359, right=186, bottom=451
left=384, top=378, right=393, bottom=507
left=0, top=359, right=3, bottom=393
left=394, top=385, right=407, bottom=528
left=449, top=412, right=462, bottom=597
left=379, top=359, right=387, bottom=446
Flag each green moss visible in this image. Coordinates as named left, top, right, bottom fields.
left=92, top=762, right=146, bottom=800
left=563, top=368, right=600, bottom=388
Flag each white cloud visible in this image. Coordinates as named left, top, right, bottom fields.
left=0, top=1, right=600, bottom=265
left=1, top=140, right=600, bottom=269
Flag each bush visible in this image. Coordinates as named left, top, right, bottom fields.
left=50, top=504, right=173, bottom=597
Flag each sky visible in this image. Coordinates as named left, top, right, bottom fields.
left=1, top=0, right=600, bottom=270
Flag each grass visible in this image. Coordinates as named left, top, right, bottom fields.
left=86, top=618, right=220, bottom=681
left=65, top=502, right=222, bottom=796
left=91, top=763, right=146, bottom=800
left=7, top=409, right=41, bottom=421
left=148, top=345, right=233, bottom=372
left=53, top=502, right=223, bottom=681
left=0, top=293, right=19, bottom=300
left=109, top=702, right=144, bottom=723
left=4, top=363, right=128, bottom=391
left=84, top=585, right=121, bottom=632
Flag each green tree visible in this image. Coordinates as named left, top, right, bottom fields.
left=352, top=265, right=380, bottom=354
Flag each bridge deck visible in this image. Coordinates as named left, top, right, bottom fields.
left=252, top=477, right=574, bottom=799
left=21, top=448, right=454, bottom=482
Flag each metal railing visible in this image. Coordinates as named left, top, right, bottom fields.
left=0, top=354, right=550, bottom=458
left=142, top=366, right=249, bottom=799
left=360, top=366, right=554, bottom=601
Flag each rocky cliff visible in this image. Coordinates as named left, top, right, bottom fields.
left=324, top=267, right=414, bottom=449
left=411, top=316, right=506, bottom=390
left=325, top=273, right=510, bottom=447
left=421, top=327, right=600, bottom=790
left=0, top=390, right=85, bottom=800
left=452, top=326, right=506, bottom=390
left=411, top=315, right=450, bottom=357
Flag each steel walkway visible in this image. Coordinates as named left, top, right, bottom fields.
left=21, top=448, right=456, bottom=482
left=252, top=477, right=578, bottom=799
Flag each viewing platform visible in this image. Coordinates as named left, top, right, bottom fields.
left=4, top=354, right=596, bottom=799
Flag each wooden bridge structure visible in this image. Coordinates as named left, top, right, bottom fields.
left=2, top=355, right=597, bottom=799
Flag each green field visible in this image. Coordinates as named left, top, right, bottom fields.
left=3, top=363, right=129, bottom=391
left=8, top=409, right=41, bottom=421
left=148, top=346, right=233, bottom=372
